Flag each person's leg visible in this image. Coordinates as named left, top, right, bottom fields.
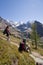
left=6, top=33, right=10, bottom=41
left=7, top=36, right=10, bottom=41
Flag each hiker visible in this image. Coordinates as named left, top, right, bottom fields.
left=22, top=38, right=26, bottom=51
left=3, top=26, right=10, bottom=41
left=22, top=39, right=31, bottom=53
left=18, top=38, right=26, bottom=52
left=19, top=38, right=31, bottom=53
left=18, top=39, right=25, bottom=52
left=23, top=38, right=26, bottom=51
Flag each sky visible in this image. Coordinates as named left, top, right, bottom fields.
left=0, top=0, right=43, bottom=24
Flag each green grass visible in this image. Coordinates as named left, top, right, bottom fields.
left=29, top=43, right=43, bottom=56
left=10, top=35, right=21, bottom=44
left=0, top=36, right=35, bottom=65
left=31, top=46, right=43, bottom=56
left=0, top=31, right=43, bottom=65
left=27, top=40, right=43, bottom=56
left=0, top=31, right=21, bottom=45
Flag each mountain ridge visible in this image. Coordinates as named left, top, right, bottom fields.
left=0, top=17, right=43, bottom=37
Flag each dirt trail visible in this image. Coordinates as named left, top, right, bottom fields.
left=0, top=36, right=19, bottom=47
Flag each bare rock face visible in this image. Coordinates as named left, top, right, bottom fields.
left=0, top=17, right=11, bottom=30
left=34, top=21, right=43, bottom=37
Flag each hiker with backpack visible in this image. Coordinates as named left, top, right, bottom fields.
left=18, top=38, right=27, bottom=52
left=19, top=38, right=31, bottom=53
left=18, top=39, right=25, bottom=52
left=3, top=26, right=10, bottom=41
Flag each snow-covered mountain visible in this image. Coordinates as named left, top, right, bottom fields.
left=17, top=21, right=31, bottom=31
left=8, top=20, right=26, bottom=28
left=6, top=20, right=31, bottom=32
left=0, top=17, right=43, bottom=37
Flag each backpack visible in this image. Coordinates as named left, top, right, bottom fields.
left=3, top=29, right=6, bottom=35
